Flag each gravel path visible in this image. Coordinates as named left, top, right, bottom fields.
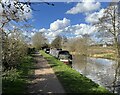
left=27, top=53, right=65, bottom=94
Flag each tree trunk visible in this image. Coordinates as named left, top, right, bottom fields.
left=113, top=37, right=120, bottom=93
left=114, top=37, right=120, bottom=59
left=118, top=44, right=120, bottom=58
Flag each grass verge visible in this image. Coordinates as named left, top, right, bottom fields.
left=2, top=55, right=34, bottom=95
left=90, top=53, right=116, bottom=60
left=40, top=50, right=110, bottom=94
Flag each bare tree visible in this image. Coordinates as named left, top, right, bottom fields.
left=66, top=35, right=91, bottom=56
left=32, top=32, right=48, bottom=50
left=95, top=2, right=120, bottom=58
left=94, top=2, right=120, bottom=93
left=61, top=36, right=68, bottom=49
left=51, top=35, right=62, bottom=49
left=67, top=39, right=76, bottom=52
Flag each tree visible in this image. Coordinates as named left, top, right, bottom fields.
left=0, top=0, right=32, bottom=70
left=66, top=38, right=76, bottom=52
left=32, top=32, right=48, bottom=50
left=0, top=0, right=54, bottom=71
left=61, top=36, right=68, bottom=49
left=51, top=35, right=62, bottom=48
left=95, top=2, right=120, bottom=93
left=95, top=2, right=120, bottom=58
left=66, top=34, right=91, bottom=56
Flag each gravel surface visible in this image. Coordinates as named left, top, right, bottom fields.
left=27, top=53, right=65, bottom=94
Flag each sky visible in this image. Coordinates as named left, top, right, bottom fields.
left=29, top=2, right=108, bottom=29
left=0, top=0, right=113, bottom=43
left=30, top=2, right=87, bottom=29
left=27, top=1, right=110, bottom=43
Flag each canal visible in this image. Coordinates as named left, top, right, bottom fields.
left=72, top=55, right=120, bottom=94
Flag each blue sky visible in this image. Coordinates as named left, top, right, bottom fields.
left=2, top=0, right=110, bottom=43
left=0, top=0, right=115, bottom=44
left=29, top=2, right=109, bottom=29
left=26, top=1, right=110, bottom=43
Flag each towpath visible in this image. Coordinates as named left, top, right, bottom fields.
left=27, top=52, right=65, bottom=94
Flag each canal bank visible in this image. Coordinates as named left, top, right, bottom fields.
left=40, top=50, right=110, bottom=94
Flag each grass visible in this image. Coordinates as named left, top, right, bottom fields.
left=88, top=46, right=116, bottom=60
left=2, top=56, right=34, bottom=95
left=70, top=46, right=116, bottom=60
left=90, top=53, right=116, bottom=60
left=40, top=50, right=111, bottom=94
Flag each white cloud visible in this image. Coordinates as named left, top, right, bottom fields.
left=0, top=3, right=3, bottom=14
left=61, top=24, right=97, bottom=37
left=74, top=24, right=96, bottom=35
left=32, top=28, right=38, bottom=32
left=38, top=19, right=97, bottom=42
left=31, top=32, right=35, bottom=36
left=39, top=28, right=48, bottom=33
left=50, top=18, right=70, bottom=31
left=66, top=0, right=101, bottom=14
left=44, top=30, right=57, bottom=42
left=85, top=8, right=105, bottom=23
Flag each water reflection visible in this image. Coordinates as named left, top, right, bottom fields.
left=72, top=55, right=120, bottom=94
left=112, top=59, right=120, bottom=94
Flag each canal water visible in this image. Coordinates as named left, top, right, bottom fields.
left=72, top=55, right=120, bottom=94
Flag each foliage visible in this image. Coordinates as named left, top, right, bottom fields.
left=40, top=50, right=110, bottom=93
left=2, top=32, right=29, bottom=71
left=32, top=32, right=48, bottom=50
left=0, top=0, right=32, bottom=71
left=0, top=0, right=53, bottom=71
left=61, top=36, right=68, bottom=49
left=66, top=35, right=91, bottom=56
left=27, top=47, right=36, bottom=54
left=51, top=35, right=62, bottom=48
left=2, top=56, right=34, bottom=94
left=0, top=0, right=32, bottom=28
